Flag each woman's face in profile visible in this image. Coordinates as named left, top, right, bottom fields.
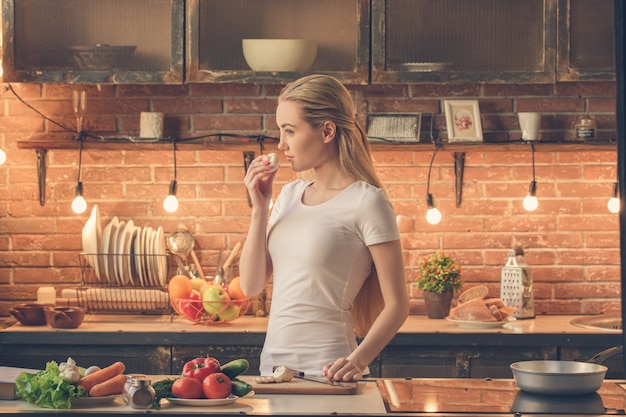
left=276, top=100, right=333, bottom=173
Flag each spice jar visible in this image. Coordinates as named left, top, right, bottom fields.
left=123, top=374, right=146, bottom=405
left=575, top=116, right=596, bottom=140
left=127, top=377, right=155, bottom=409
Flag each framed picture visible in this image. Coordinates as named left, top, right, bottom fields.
left=444, top=100, right=483, bottom=142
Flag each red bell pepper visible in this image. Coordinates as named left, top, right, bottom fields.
left=182, top=357, right=221, bottom=382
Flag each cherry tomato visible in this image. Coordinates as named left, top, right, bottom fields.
left=201, top=372, right=232, bottom=399
left=182, top=357, right=221, bottom=382
left=171, top=377, right=203, bottom=399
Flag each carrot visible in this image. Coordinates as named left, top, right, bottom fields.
left=89, top=373, right=127, bottom=397
left=78, top=361, right=125, bottom=393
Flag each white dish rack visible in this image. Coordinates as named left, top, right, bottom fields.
left=77, top=254, right=172, bottom=315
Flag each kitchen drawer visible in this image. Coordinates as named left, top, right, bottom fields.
left=379, top=346, right=557, bottom=378
left=0, top=344, right=171, bottom=374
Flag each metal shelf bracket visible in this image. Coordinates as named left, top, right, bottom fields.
left=36, top=149, right=47, bottom=206
left=454, top=152, right=465, bottom=208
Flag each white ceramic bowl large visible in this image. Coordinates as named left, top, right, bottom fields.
left=242, top=39, right=317, bottom=72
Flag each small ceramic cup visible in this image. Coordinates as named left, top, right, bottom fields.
left=44, top=306, right=86, bottom=329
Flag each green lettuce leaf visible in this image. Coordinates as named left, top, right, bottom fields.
left=15, top=361, right=86, bottom=409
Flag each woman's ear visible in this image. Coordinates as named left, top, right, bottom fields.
left=321, top=121, right=336, bottom=143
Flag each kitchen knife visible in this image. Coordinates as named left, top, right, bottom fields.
left=272, top=366, right=346, bottom=387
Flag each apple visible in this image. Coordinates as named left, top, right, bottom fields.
left=202, top=284, right=232, bottom=316
left=180, top=290, right=203, bottom=321
left=190, top=277, right=206, bottom=292
left=218, top=304, right=240, bottom=322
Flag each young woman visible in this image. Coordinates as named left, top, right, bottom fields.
left=240, top=74, right=409, bottom=382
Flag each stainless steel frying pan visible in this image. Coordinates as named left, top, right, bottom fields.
left=510, top=360, right=608, bottom=395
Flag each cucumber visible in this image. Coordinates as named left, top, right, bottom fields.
left=231, top=378, right=253, bottom=397
left=220, top=358, right=250, bottom=379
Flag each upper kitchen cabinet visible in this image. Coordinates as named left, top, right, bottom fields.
left=1, top=0, right=184, bottom=84
left=371, top=0, right=557, bottom=84
left=557, top=0, right=615, bottom=81
left=186, top=0, right=370, bottom=84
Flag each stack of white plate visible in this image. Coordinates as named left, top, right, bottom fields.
left=81, top=205, right=168, bottom=287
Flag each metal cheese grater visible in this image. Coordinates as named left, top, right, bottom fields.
left=500, top=248, right=535, bottom=319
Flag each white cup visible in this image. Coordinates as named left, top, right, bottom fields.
left=140, top=112, right=164, bottom=138
left=37, top=286, right=56, bottom=304
left=518, top=112, right=541, bottom=141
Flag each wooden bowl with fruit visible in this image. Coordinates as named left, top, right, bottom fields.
left=169, top=275, right=252, bottom=324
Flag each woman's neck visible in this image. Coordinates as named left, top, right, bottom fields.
left=311, top=160, right=355, bottom=191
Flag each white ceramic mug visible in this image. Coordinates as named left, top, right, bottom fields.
left=140, top=112, right=164, bottom=138
left=518, top=112, right=541, bottom=141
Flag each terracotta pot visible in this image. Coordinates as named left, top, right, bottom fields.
left=44, top=306, right=86, bottom=329
left=9, top=303, right=54, bottom=326
left=423, top=291, right=453, bottom=319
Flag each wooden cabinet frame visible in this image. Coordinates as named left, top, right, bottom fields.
left=557, top=0, right=616, bottom=81
left=185, top=0, right=370, bottom=84
left=371, top=0, right=558, bottom=84
left=1, top=0, right=185, bottom=84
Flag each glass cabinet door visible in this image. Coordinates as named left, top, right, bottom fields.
left=186, top=0, right=370, bottom=84
left=1, top=0, right=184, bottom=84
left=372, top=0, right=557, bottom=84
left=557, top=0, right=615, bottom=81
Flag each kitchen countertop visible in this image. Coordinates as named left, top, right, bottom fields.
left=0, top=377, right=386, bottom=416
left=1, top=377, right=625, bottom=416
left=0, top=315, right=622, bottom=347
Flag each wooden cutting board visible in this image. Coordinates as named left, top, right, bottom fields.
left=238, top=375, right=358, bottom=395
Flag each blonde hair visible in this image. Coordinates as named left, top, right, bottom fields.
left=278, top=74, right=384, bottom=338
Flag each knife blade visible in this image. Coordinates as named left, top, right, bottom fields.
left=299, top=375, right=347, bottom=387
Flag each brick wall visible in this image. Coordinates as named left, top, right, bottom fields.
left=0, top=80, right=620, bottom=317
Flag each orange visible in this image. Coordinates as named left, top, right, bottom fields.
left=227, top=277, right=246, bottom=300
left=168, top=274, right=193, bottom=299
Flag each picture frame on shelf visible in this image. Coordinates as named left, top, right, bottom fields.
left=444, top=100, right=483, bottom=142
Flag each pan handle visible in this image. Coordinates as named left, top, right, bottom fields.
left=587, top=345, right=623, bottom=365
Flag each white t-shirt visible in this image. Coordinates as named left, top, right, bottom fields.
left=260, top=179, right=399, bottom=376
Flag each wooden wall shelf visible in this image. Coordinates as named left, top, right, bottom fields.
left=16, top=134, right=617, bottom=208
left=16, top=134, right=617, bottom=153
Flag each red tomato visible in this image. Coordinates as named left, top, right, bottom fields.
left=182, top=357, right=221, bottom=382
left=171, top=377, right=203, bottom=399
left=201, top=372, right=232, bottom=399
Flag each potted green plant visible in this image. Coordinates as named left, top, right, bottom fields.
left=417, top=252, right=462, bottom=319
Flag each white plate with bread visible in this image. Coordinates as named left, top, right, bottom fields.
left=445, top=316, right=516, bottom=329
left=446, top=285, right=518, bottom=328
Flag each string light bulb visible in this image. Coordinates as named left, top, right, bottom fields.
left=523, top=142, right=538, bottom=211
left=523, top=181, right=539, bottom=212
left=425, top=144, right=441, bottom=224
left=426, top=193, right=442, bottom=225
left=71, top=137, right=87, bottom=214
left=163, top=180, right=179, bottom=213
left=163, top=139, right=179, bottom=213
left=71, top=182, right=87, bottom=214
left=0, top=148, right=6, bottom=165
left=608, top=182, right=620, bottom=214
